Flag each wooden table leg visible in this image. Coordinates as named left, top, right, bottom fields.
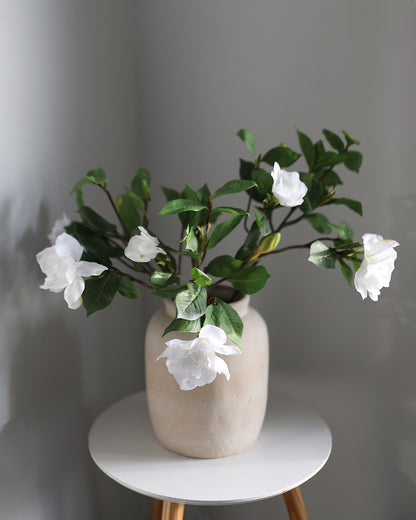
left=161, top=501, right=185, bottom=520
left=150, top=498, right=164, bottom=520
left=283, top=486, right=308, bottom=520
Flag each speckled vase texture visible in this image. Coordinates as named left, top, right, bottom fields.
left=145, top=289, right=269, bottom=458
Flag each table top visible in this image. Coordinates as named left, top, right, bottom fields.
left=88, top=389, right=332, bottom=506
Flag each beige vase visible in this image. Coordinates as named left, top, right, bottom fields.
left=145, top=287, right=269, bottom=458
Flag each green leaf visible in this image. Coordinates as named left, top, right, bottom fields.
left=323, top=129, right=344, bottom=153
left=297, top=131, right=315, bottom=171
left=65, top=221, right=116, bottom=263
left=300, top=177, right=323, bottom=214
left=71, top=168, right=108, bottom=194
left=154, top=251, right=177, bottom=273
left=304, top=213, right=332, bottom=235
left=179, top=225, right=198, bottom=252
left=254, top=207, right=271, bottom=236
left=151, top=284, right=188, bottom=299
left=125, top=188, right=146, bottom=213
left=245, top=232, right=281, bottom=263
left=204, top=298, right=243, bottom=347
left=262, top=145, right=301, bottom=167
left=206, top=255, right=243, bottom=278
left=320, top=171, right=343, bottom=187
left=338, top=258, right=354, bottom=286
left=118, top=276, right=140, bottom=299
left=191, top=267, right=212, bottom=287
left=181, top=184, right=200, bottom=202
left=210, top=207, right=248, bottom=223
left=175, top=284, right=207, bottom=320
left=116, top=195, right=141, bottom=235
left=77, top=206, right=117, bottom=234
left=162, top=245, right=199, bottom=260
left=150, top=271, right=181, bottom=288
left=228, top=265, right=271, bottom=294
left=239, top=158, right=255, bottom=181
left=236, top=129, right=256, bottom=159
left=342, top=130, right=360, bottom=147
left=163, top=318, right=201, bottom=336
left=327, top=197, right=362, bottom=216
left=196, top=183, right=211, bottom=205
left=308, top=241, right=336, bottom=269
left=314, top=151, right=344, bottom=170
left=235, top=227, right=261, bottom=260
left=343, top=151, right=363, bottom=173
left=207, top=214, right=245, bottom=249
left=251, top=169, right=273, bottom=197
left=162, top=186, right=180, bottom=202
left=159, top=199, right=207, bottom=215
left=213, top=179, right=257, bottom=199
left=132, top=168, right=151, bottom=201
left=334, top=239, right=361, bottom=250
left=83, top=270, right=119, bottom=316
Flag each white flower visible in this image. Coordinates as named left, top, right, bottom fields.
left=157, top=325, right=241, bottom=391
left=124, top=226, right=165, bottom=263
left=354, top=233, right=399, bottom=302
left=270, top=161, right=308, bottom=207
left=36, top=232, right=108, bottom=309
left=48, top=213, right=71, bottom=244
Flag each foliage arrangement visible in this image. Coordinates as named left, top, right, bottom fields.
left=36, top=128, right=399, bottom=349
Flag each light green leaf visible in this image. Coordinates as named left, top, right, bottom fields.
left=175, top=284, right=207, bottom=320
left=308, top=240, right=336, bottom=269
left=237, top=129, right=256, bottom=159
left=159, top=199, right=207, bottom=215
left=163, top=318, right=201, bottom=336
left=150, top=271, right=181, bottom=288
left=191, top=267, right=212, bottom=287
left=70, top=168, right=108, bottom=194
left=245, top=233, right=281, bottom=263
left=125, top=188, right=146, bottom=213
left=213, top=179, right=257, bottom=199
left=342, top=130, right=360, bottom=147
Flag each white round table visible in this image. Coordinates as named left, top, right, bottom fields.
left=89, top=390, right=332, bottom=520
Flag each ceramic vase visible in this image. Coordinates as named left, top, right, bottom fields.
left=145, top=287, right=269, bottom=458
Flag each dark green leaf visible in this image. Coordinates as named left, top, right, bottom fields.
left=159, top=199, right=207, bottom=215
left=213, top=179, right=257, bottom=199
left=151, top=284, right=188, bottom=299
left=162, top=186, right=180, bottom=202
left=70, top=168, right=108, bottom=194
left=251, top=169, right=273, bottom=197
left=334, top=240, right=361, bottom=250
left=297, top=131, right=315, bottom=171
left=125, top=188, right=146, bottom=213
left=228, top=265, right=270, bottom=294
left=235, top=227, right=261, bottom=260
left=308, top=241, right=336, bottom=269
left=239, top=158, right=255, bottom=181
left=323, top=129, right=344, bottom=153
left=342, top=130, right=360, bottom=147
left=77, top=206, right=117, bottom=234
left=300, top=178, right=323, bottom=214
left=150, top=271, right=181, bottom=288
left=191, top=267, right=212, bottom=287
left=206, top=301, right=246, bottom=348
left=65, top=221, right=114, bottom=263
left=116, top=195, right=141, bottom=235
left=196, top=183, right=211, bottom=205
left=118, top=276, right=140, bottom=299
left=337, top=258, right=354, bottom=286
left=206, top=255, right=243, bottom=278
left=181, top=184, right=200, bottom=202
left=343, top=151, right=363, bottom=172
left=163, top=318, right=201, bottom=336
left=132, top=168, right=151, bottom=201
left=305, top=213, right=332, bottom=235
left=320, top=171, right=343, bottom=187
left=207, top=214, right=245, bottom=249
left=210, top=207, right=248, bottom=223
left=262, top=145, right=301, bottom=167
left=314, top=152, right=344, bottom=170
left=254, top=207, right=271, bottom=236
left=327, top=197, right=362, bottom=216
left=83, top=270, right=119, bottom=316
left=236, top=129, right=256, bottom=159
left=175, top=284, right=207, bottom=320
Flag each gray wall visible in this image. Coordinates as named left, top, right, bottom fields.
left=1, top=1, right=415, bottom=519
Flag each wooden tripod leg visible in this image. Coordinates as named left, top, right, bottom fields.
left=161, top=501, right=185, bottom=520
left=150, top=499, right=164, bottom=520
left=283, top=487, right=308, bottom=520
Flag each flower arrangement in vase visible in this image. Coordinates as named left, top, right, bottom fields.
left=36, top=128, right=399, bottom=457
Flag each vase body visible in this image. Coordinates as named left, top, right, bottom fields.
left=145, top=288, right=269, bottom=458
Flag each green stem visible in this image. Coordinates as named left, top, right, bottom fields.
left=99, top=185, right=130, bottom=240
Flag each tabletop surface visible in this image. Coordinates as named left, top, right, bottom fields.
left=88, top=389, right=332, bottom=505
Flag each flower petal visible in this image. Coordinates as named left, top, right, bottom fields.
left=55, top=233, right=84, bottom=261
left=199, top=324, right=227, bottom=345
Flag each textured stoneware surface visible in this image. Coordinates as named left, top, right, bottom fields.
left=145, top=289, right=269, bottom=458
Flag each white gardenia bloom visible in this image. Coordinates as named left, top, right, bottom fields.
left=157, top=325, right=242, bottom=391
left=48, top=213, right=71, bottom=244
left=36, top=232, right=108, bottom=309
left=270, top=161, right=308, bottom=207
left=354, top=233, right=399, bottom=302
left=124, top=226, right=165, bottom=263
